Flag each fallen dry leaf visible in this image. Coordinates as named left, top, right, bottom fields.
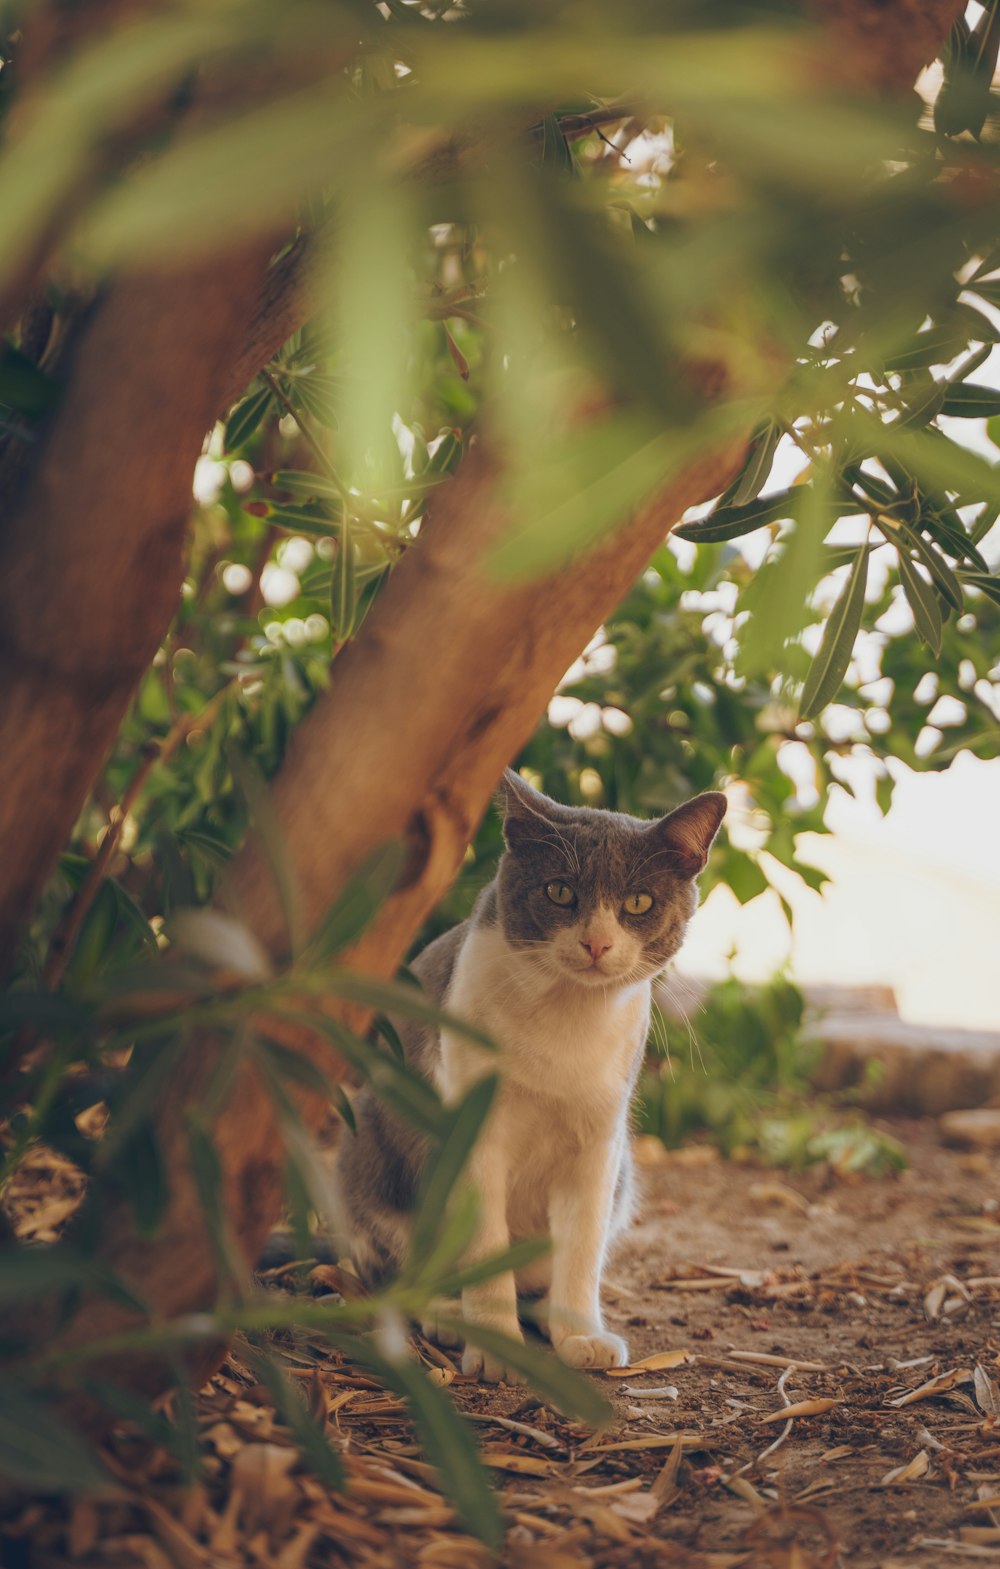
left=888, top=1368, right=972, bottom=1408
left=880, top=1449, right=931, bottom=1486
left=760, top=1398, right=841, bottom=1424
left=605, top=1348, right=690, bottom=1376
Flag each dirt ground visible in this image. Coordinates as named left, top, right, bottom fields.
left=5, top=1117, right=1000, bottom=1569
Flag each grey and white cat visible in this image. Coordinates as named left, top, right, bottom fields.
left=335, top=769, right=726, bottom=1380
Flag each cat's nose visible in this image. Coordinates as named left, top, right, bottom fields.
left=581, top=937, right=612, bottom=961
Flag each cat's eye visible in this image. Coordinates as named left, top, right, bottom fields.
left=623, top=891, right=653, bottom=915
left=545, top=881, right=576, bottom=907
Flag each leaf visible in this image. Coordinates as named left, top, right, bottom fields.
left=255, top=1038, right=340, bottom=1100
left=357, top=1345, right=501, bottom=1547
left=115, top=1122, right=169, bottom=1239
left=265, top=500, right=339, bottom=537
left=799, top=546, right=870, bottom=720
left=303, top=839, right=406, bottom=965
left=0, top=1386, right=109, bottom=1492
left=894, top=520, right=964, bottom=612
left=441, top=1320, right=612, bottom=1425
left=879, top=1448, right=930, bottom=1486
left=185, top=1121, right=245, bottom=1297
left=896, top=549, right=942, bottom=655
left=760, top=1397, right=841, bottom=1423
left=962, top=570, right=1000, bottom=608
left=224, top=384, right=273, bottom=450
left=736, top=481, right=828, bottom=676
left=675, top=486, right=798, bottom=544
left=539, top=112, right=575, bottom=175
left=888, top=1367, right=971, bottom=1407
left=324, top=972, right=495, bottom=1051
left=428, top=1236, right=550, bottom=1298
left=245, top=1349, right=345, bottom=1488
left=269, top=1011, right=447, bottom=1139
left=938, top=384, right=1000, bottom=419
left=409, top=1077, right=497, bottom=1265
left=269, top=469, right=342, bottom=501
left=330, top=517, right=357, bottom=641
left=168, top=907, right=273, bottom=982
left=729, top=420, right=784, bottom=507
left=0, top=344, right=62, bottom=418
left=605, top=1348, right=690, bottom=1377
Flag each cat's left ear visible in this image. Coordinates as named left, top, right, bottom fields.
left=646, top=791, right=727, bottom=879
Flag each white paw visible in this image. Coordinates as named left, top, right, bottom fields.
left=420, top=1302, right=462, bottom=1348
left=555, top=1332, right=629, bottom=1370
left=461, top=1324, right=524, bottom=1383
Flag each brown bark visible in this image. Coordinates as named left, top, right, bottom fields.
left=0, top=244, right=287, bottom=974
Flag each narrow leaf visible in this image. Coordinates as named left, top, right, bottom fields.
left=729, top=420, right=783, bottom=507
left=895, top=550, right=942, bottom=655
left=410, top=1076, right=498, bottom=1261
left=799, top=546, right=870, bottom=720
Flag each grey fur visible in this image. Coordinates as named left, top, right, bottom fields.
left=334, top=772, right=726, bottom=1287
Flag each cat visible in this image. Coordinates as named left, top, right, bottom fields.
left=334, top=768, right=726, bottom=1381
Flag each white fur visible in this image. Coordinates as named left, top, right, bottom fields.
left=438, top=922, right=649, bottom=1379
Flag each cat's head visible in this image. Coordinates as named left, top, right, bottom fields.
left=494, top=769, right=726, bottom=989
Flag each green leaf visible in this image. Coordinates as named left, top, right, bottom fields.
left=270, top=469, right=343, bottom=501
left=799, top=546, right=870, bottom=720
left=116, top=1122, right=169, bottom=1239
left=224, top=384, right=272, bottom=451
left=729, top=419, right=783, bottom=507
left=269, top=1011, right=447, bottom=1140
left=256, top=1038, right=340, bottom=1100
left=246, top=1349, right=345, bottom=1488
left=961, top=570, right=1000, bottom=608
left=0, top=344, right=61, bottom=418
left=895, top=550, right=942, bottom=656
left=539, top=113, right=575, bottom=175
left=185, top=1121, right=246, bottom=1298
left=736, top=482, right=828, bottom=677
left=265, top=500, right=340, bottom=537
left=330, top=517, right=357, bottom=641
left=427, top=1236, right=550, bottom=1299
left=0, top=1386, right=109, bottom=1492
left=894, top=520, right=964, bottom=612
left=436, top=1320, right=612, bottom=1426
left=359, top=1344, right=501, bottom=1546
left=303, top=840, right=406, bottom=965
left=325, top=972, right=495, bottom=1051
left=675, top=486, right=798, bottom=544
left=410, top=1076, right=497, bottom=1262
left=938, top=383, right=1000, bottom=419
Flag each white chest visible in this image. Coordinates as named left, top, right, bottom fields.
left=440, top=925, right=650, bottom=1128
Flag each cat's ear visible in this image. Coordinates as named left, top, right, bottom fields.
left=498, top=768, right=565, bottom=846
left=646, top=791, right=727, bottom=879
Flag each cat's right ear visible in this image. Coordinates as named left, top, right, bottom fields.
left=497, top=768, right=560, bottom=847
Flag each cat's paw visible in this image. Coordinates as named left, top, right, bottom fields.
left=420, top=1300, right=462, bottom=1349
left=461, top=1324, right=525, bottom=1383
left=555, top=1332, right=629, bottom=1370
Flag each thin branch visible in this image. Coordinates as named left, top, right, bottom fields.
left=41, top=683, right=233, bottom=992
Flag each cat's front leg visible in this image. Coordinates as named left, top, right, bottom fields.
left=459, top=1135, right=524, bottom=1382
left=547, top=1134, right=629, bottom=1371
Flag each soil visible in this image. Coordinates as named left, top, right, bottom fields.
left=4, top=1117, right=1000, bottom=1569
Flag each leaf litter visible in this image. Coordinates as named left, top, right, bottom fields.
left=4, top=1119, right=1000, bottom=1567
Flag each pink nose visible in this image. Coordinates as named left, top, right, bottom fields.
left=581, top=937, right=612, bottom=961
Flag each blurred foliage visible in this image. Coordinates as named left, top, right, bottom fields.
left=635, top=974, right=907, bottom=1175
left=0, top=0, right=998, bottom=1534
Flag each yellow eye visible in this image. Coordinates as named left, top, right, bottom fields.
left=623, top=892, right=653, bottom=916
left=545, top=881, right=576, bottom=907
